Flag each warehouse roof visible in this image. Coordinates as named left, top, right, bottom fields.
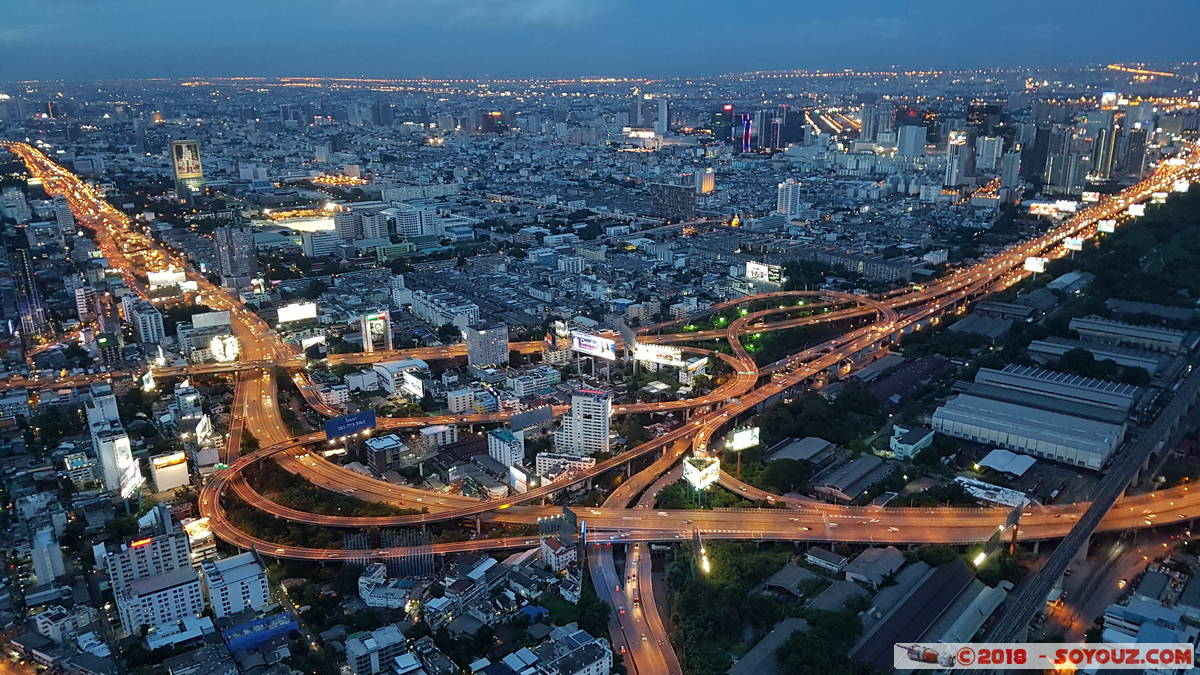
left=977, top=449, right=1036, bottom=477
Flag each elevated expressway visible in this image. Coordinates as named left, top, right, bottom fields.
left=8, top=139, right=1200, bottom=672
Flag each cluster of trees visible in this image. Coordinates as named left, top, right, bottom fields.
left=777, top=610, right=875, bottom=674
left=655, top=480, right=763, bottom=510
left=665, top=543, right=793, bottom=674
left=1057, top=348, right=1150, bottom=385
left=252, top=459, right=423, bottom=518
left=756, top=386, right=885, bottom=447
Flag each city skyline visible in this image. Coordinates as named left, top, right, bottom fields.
left=2, top=0, right=1199, bottom=80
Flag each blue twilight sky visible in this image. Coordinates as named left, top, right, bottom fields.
left=2, top=0, right=1197, bottom=80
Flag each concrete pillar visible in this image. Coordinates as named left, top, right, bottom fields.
left=474, top=515, right=481, bottom=535
left=1032, top=540, right=1040, bottom=555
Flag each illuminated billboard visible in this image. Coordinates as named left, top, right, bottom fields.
left=147, top=268, right=187, bottom=288
left=1174, top=179, right=1190, bottom=193
left=1024, top=257, right=1048, bottom=273
left=746, top=261, right=783, bottom=284
left=1097, top=219, right=1117, bottom=233
left=725, top=426, right=761, bottom=451
left=683, top=455, right=720, bottom=490
left=633, top=343, right=685, bottom=368
left=401, top=370, right=425, bottom=399
left=150, top=451, right=190, bottom=492
left=171, top=140, right=203, bottom=179
left=192, top=310, right=231, bottom=331
left=361, top=310, right=392, bottom=353
left=278, top=301, right=317, bottom=323
left=1064, top=237, right=1084, bottom=251
left=570, top=331, right=616, bottom=361
left=209, top=335, right=239, bottom=362
left=1128, top=204, right=1146, bottom=217
left=1151, top=191, right=1168, bottom=204
left=325, top=409, right=377, bottom=439
left=1081, top=191, right=1101, bottom=203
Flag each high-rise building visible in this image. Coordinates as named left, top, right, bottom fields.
left=654, top=98, right=669, bottom=135
left=628, top=91, right=644, bottom=128
left=944, top=130, right=971, bottom=187
left=52, top=195, right=75, bottom=237
left=710, top=104, right=734, bottom=143
left=776, top=178, right=805, bottom=218
left=487, top=428, right=524, bottom=468
left=1000, top=150, right=1022, bottom=189
left=975, top=136, right=1004, bottom=172
left=464, top=322, right=509, bottom=367
left=170, top=140, right=204, bottom=200
left=898, top=124, right=926, bottom=158
left=1091, top=110, right=1123, bottom=180
left=101, top=528, right=192, bottom=598
left=31, top=527, right=65, bottom=584
left=553, top=389, right=612, bottom=456
left=116, top=567, right=204, bottom=634
left=392, top=204, right=438, bottom=239
left=648, top=182, right=696, bottom=222
left=334, top=209, right=360, bottom=242
left=859, top=99, right=879, bottom=142
left=86, top=393, right=143, bottom=498
left=129, top=300, right=165, bottom=344
left=359, top=212, right=388, bottom=240
left=737, top=113, right=753, bottom=152
left=1122, top=125, right=1149, bottom=177
left=6, top=235, right=47, bottom=340
left=200, top=552, right=270, bottom=618
left=74, top=285, right=96, bottom=321
left=214, top=226, right=257, bottom=286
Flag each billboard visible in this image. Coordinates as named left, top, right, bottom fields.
left=171, top=140, right=203, bottom=182
left=634, top=343, right=685, bottom=368
left=278, top=302, right=317, bottom=323
left=1081, top=191, right=1101, bottom=203
left=1174, top=179, right=1191, bottom=193
left=325, top=409, right=377, bottom=440
left=361, top=310, right=392, bottom=353
left=401, top=370, right=425, bottom=399
left=150, top=451, right=189, bottom=492
left=1128, top=203, right=1146, bottom=217
left=147, top=269, right=187, bottom=288
left=725, top=426, right=761, bottom=451
left=1151, top=191, right=1169, bottom=204
left=746, top=261, right=783, bottom=284
left=1064, top=237, right=1084, bottom=251
left=683, top=455, right=720, bottom=490
left=210, top=335, right=239, bottom=362
left=1024, top=257, right=1048, bottom=273
left=1098, top=219, right=1117, bottom=233
left=570, top=331, right=616, bottom=360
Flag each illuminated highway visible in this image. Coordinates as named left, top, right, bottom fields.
left=6, top=138, right=1200, bottom=674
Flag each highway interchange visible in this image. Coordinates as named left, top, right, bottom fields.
left=5, top=139, right=1200, bottom=673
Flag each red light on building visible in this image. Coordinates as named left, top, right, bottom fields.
left=722, top=104, right=733, bottom=111
left=130, top=537, right=152, bottom=547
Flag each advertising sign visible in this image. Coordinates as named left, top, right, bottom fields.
left=1081, top=191, right=1101, bottom=203
left=1064, top=237, right=1084, bottom=251
left=147, top=269, right=187, bottom=288
left=746, top=261, right=783, bottom=284
left=725, top=426, right=761, bottom=451
left=683, top=456, right=720, bottom=490
left=278, top=302, right=318, bottom=323
left=1128, top=203, right=1146, bottom=217
left=171, top=140, right=203, bottom=179
left=1023, top=256, right=1048, bottom=273
left=324, top=409, right=377, bottom=440
left=401, top=370, right=425, bottom=399
left=209, top=335, right=239, bottom=362
left=1097, top=219, right=1117, bottom=233
left=570, top=331, right=616, bottom=360
left=634, top=343, right=685, bottom=368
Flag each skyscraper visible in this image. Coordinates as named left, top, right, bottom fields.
left=654, top=98, right=669, bottom=135
left=859, top=99, right=879, bottom=142
left=553, top=389, right=612, bottom=456
left=465, top=322, right=509, bottom=368
left=1091, top=110, right=1123, bottom=180
left=128, top=300, right=165, bottom=344
left=6, top=235, right=47, bottom=341
left=944, top=131, right=971, bottom=186
left=1000, top=150, right=1022, bottom=189
left=898, top=124, right=926, bottom=158
left=214, top=226, right=257, bottom=287
left=52, top=195, right=75, bottom=237
left=975, top=136, right=1004, bottom=172
left=737, top=113, right=753, bottom=153
left=334, top=209, right=360, bottom=242
left=170, top=140, right=204, bottom=201
left=776, top=179, right=805, bottom=218
left=710, top=105, right=733, bottom=143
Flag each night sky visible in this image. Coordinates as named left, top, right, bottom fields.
left=3, top=0, right=1197, bottom=79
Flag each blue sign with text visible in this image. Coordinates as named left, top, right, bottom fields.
left=324, top=409, right=377, bottom=440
